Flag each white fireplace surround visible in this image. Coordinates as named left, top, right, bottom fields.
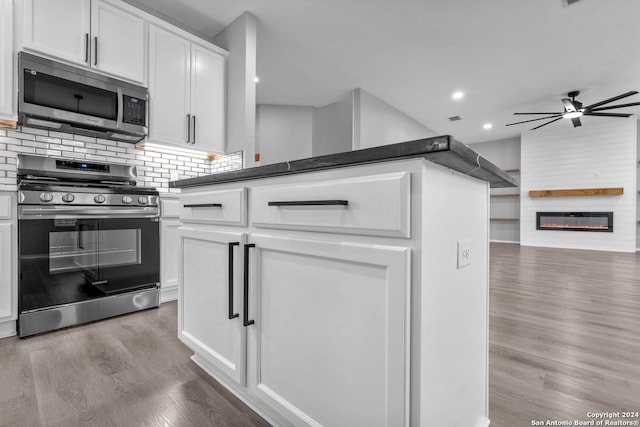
left=520, top=118, right=637, bottom=253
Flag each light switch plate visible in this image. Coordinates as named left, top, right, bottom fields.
left=457, top=240, right=471, bottom=269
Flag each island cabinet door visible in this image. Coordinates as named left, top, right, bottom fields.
left=244, top=234, right=410, bottom=427
left=179, top=227, right=247, bottom=385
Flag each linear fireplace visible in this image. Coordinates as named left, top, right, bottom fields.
left=536, top=212, right=613, bottom=232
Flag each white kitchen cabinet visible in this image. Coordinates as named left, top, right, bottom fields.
left=160, top=197, right=180, bottom=302
left=149, top=24, right=227, bottom=153
left=0, top=0, right=14, bottom=119
left=0, top=193, right=17, bottom=338
left=245, top=234, right=409, bottom=427
left=20, top=0, right=145, bottom=84
left=179, top=228, right=247, bottom=385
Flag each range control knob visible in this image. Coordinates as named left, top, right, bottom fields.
left=62, top=193, right=75, bottom=203
left=138, top=196, right=148, bottom=205
left=94, top=195, right=106, bottom=204
left=122, top=195, right=133, bottom=204
left=39, top=192, right=53, bottom=202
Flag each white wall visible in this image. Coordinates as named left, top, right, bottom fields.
left=312, top=93, right=353, bottom=157
left=354, top=89, right=437, bottom=150
left=256, top=105, right=313, bottom=165
left=521, top=118, right=637, bottom=252
left=213, top=12, right=257, bottom=167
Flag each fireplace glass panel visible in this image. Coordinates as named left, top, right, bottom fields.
left=536, top=212, right=613, bottom=232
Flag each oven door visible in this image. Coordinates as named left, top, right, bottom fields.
left=18, top=207, right=159, bottom=313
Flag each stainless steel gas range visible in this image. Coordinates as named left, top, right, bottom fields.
left=17, top=154, right=160, bottom=337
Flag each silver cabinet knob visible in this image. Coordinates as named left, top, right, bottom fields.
left=39, top=192, right=53, bottom=202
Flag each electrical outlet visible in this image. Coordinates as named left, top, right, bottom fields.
left=170, top=171, right=179, bottom=181
left=457, top=240, right=471, bottom=269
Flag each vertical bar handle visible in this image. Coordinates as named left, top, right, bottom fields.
left=94, top=37, right=98, bottom=66
left=192, top=115, right=196, bottom=144
left=228, top=242, right=240, bottom=319
left=243, top=243, right=256, bottom=327
left=186, top=114, right=191, bottom=143
left=84, top=33, right=89, bottom=63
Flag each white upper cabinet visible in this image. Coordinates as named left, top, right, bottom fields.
left=190, top=44, right=226, bottom=153
left=148, top=25, right=191, bottom=146
left=20, top=0, right=146, bottom=85
left=90, top=1, right=145, bottom=84
left=149, top=24, right=227, bottom=153
left=0, top=0, right=13, bottom=119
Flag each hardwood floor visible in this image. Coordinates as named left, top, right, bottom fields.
left=0, top=302, right=270, bottom=427
left=1, top=243, right=638, bottom=426
left=489, top=243, right=640, bottom=427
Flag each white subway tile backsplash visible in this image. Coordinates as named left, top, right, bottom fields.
left=0, top=128, right=243, bottom=191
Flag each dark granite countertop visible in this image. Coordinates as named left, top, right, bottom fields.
left=170, top=135, right=518, bottom=189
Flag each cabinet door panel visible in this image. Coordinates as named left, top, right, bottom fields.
left=91, top=0, right=145, bottom=84
left=160, top=219, right=180, bottom=301
left=247, top=235, right=409, bottom=427
left=22, top=0, right=90, bottom=66
left=0, top=223, right=13, bottom=320
left=0, top=0, right=13, bottom=118
left=191, top=44, right=226, bottom=153
left=179, top=228, right=246, bottom=385
left=148, top=25, right=191, bottom=146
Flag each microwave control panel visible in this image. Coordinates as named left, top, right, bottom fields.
left=123, top=95, right=147, bottom=126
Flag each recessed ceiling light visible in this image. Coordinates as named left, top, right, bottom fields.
left=254, top=76, right=260, bottom=83
left=483, top=123, right=493, bottom=129
left=452, top=91, right=464, bottom=100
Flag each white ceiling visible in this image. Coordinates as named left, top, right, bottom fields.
left=124, top=0, right=640, bottom=144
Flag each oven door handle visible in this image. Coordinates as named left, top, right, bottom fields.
left=19, top=206, right=159, bottom=219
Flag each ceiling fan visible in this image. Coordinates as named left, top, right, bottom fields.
left=506, top=90, right=640, bottom=130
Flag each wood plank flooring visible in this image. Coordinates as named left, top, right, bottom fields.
left=489, top=243, right=640, bottom=427
left=0, top=302, right=270, bottom=427
left=1, top=243, right=638, bottom=426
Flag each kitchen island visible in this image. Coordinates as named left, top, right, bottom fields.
left=171, top=135, right=515, bottom=427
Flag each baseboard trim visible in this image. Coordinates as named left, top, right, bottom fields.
left=490, top=239, right=520, bottom=244
left=160, top=285, right=178, bottom=303
left=0, top=319, right=17, bottom=339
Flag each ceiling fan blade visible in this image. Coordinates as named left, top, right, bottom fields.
left=530, top=117, right=563, bottom=130
left=571, top=117, right=582, bottom=127
left=562, top=98, right=576, bottom=112
left=584, top=91, right=639, bottom=110
left=513, top=112, right=562, bottom=115
left=505, top=115, right=562, bottom=126
left=583, top=112, right=633, bottom=118
left=590, top=101, right=640, bottom=112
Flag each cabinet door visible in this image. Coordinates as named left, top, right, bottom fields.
left=91, top=0, right=145, bottom=84
left=179, top=227, right=246, bottom=385
left=148, top=25, right=191, bottom=146
left=190, top=44, right=226, bottom=153
left=160, top=218, right=180, bottom=302
left=22, top=0, right=90, bottom=66
left=246, top=234, right=410, bottom=427
left=0, top=223, right=12, bottom=321
left=0, top=0, right=12, bottom=119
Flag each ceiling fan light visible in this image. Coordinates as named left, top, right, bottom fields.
left=563, top=111, right=583, bottom=119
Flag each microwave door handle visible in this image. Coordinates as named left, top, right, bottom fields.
left=117, top=87, right=124, bottom=128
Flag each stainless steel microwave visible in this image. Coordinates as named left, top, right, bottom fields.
left=18, top=52, right=148, bottom=143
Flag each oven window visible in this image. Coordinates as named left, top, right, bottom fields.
left=49, top=228, right=141, bottom=274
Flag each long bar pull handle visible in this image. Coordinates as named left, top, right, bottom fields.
left=94, top=37, right=98, bottom=66
left=186, top=114, right=191, bottom=143
left=84, top=33, right=89, bottom=63
left=183, top=203, right=222, bottom=208
left=192, top=115, right=196, bottom=144
left=228, top=242, right=240, bottom=319
left=268, top=200, right=349, bottom=207
left=243, top=244, right=256, bottom=327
